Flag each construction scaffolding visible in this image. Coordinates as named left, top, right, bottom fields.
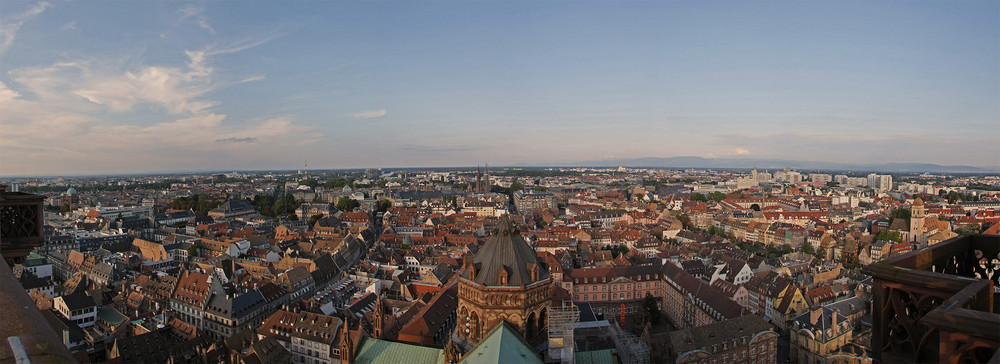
left=546, top=305, right=580, bottom=364
left=610, top=320, right=650, bottom=364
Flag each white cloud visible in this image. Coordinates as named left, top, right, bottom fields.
left=734, top=147, right=750, bottom=155
left=0, top=81, right=21, bottom=103
left=0, top=27, right=320, bottom=175
left=61, top=20, right=77, bottom=31
left=351, top=109, right=387, bottom=119
left=0, top=2, right=52, bottom=54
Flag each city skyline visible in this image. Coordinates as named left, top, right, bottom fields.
left=1, top=1, right=998, bottom=176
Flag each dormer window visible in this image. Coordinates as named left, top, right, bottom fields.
left=499, top=268, right=508, bottom=286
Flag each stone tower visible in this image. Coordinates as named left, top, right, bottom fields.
left=910, top=198, right=926, bottom=246
left=455, top=214, right=551, bottom=348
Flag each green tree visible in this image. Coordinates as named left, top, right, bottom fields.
left=677, top=214, right=693, bottom=230
left=890, top=208, right=911, bottom=221
left=690, top=193, right=706, bottom=201
left=781, top=244, right=794, bottom=254
left=272, top=193, right=300, bottom=217
left=802, top=240, right=815, bottom=255
left=707, top=191, right=727, bottom=202
left=643, top=293, right=661, bottom=324
left=250, top=194, right=276, bottom=216
left=510, top=179, right=524, bottom=192
left=323, top=177, right=350, bottom=188
left=636, top=293, right=661, bottom=329
left=308, top=214, right=325, bottom=227
left=874, top=230, right=904, bottom=243
left=187, top=244, right=198, bottom=258
left=816, top=246, right=827, bottom=260
left=603, top=244, right=629, bottom=258
left=336, top=196, right=360, bottom=212
left=376, top=199, right=393, bottom=212
left=300, top=178, right=319, bottom=188
left=955, top=223, right=981, bottom=235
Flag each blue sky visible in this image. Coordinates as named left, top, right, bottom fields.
left=1, top=1, right=997, bottom=175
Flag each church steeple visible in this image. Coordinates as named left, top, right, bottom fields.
left=339, top=319, right=354, bottom=364
left=373, top=293, right=384, bottom=338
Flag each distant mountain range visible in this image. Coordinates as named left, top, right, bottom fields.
left=553, top=156, right=1000, bottom=174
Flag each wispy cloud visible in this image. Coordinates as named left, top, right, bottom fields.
left=178, top=4, right=214, bottom=34
left=61, top=20, right=77, bottom=31
left=0, top=2, right=52, bottom=54
left=216, top=137, right=257, bottom=144
left=351, top=109, right=387, bottom=119
left=734, top=147, right=750, bottom=155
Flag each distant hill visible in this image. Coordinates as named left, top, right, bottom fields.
left=559, top=156, right=1000, bottom=174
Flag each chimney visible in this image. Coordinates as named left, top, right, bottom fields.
left=831, top=309, right=839, bottom=329
left=810, top=308, right=822, bottom=325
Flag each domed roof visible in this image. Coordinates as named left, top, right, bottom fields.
left=66, top=187, right=77, bottom=196
left=463, top=214, right=549, bottom=287
left=343, top=185, right=352, bottom=192
left=913, top=197, right=924, bottom=206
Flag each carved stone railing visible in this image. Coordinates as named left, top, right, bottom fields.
left=864, top=234, right=1000, bottom=364
left=0, top=189, right=47, bottom=266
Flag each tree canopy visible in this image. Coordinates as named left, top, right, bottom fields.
left=170, top=194, right=221, bottom=215
left=336, top=196, right=360, bottom=212
left=874, top=230, right=904, bottom=243
left=299, top=178, right=319, bottom=188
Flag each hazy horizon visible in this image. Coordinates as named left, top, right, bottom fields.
left=2, top=1, right=998, bottom=176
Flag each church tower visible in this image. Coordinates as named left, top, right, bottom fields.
left=455, top=215, right=551, bottom=348
left=910, top=198, right=926, bottom=246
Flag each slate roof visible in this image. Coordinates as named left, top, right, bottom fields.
left=61, top=291, right=97, bottom=311
left=662, top=263, right=744, bottom=320
left=215, top=200, right=254, bottom=213
left=397, top=280, right=458, bottom=346
left=668, top=314, right=775, bottom=358
left=257, top=309, right=341, bottom=344
left=795, top=307, right=844, bottom=331
left=205, top=290, right=267, bottom=320
left=461, top=215, right=549, bottom=286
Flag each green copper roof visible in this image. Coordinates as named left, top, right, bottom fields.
left=354, top=337, right=445, bottom=364
left=459, top=321, right=543, bottom=364
left=575, top=349, right=617, bottom=364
